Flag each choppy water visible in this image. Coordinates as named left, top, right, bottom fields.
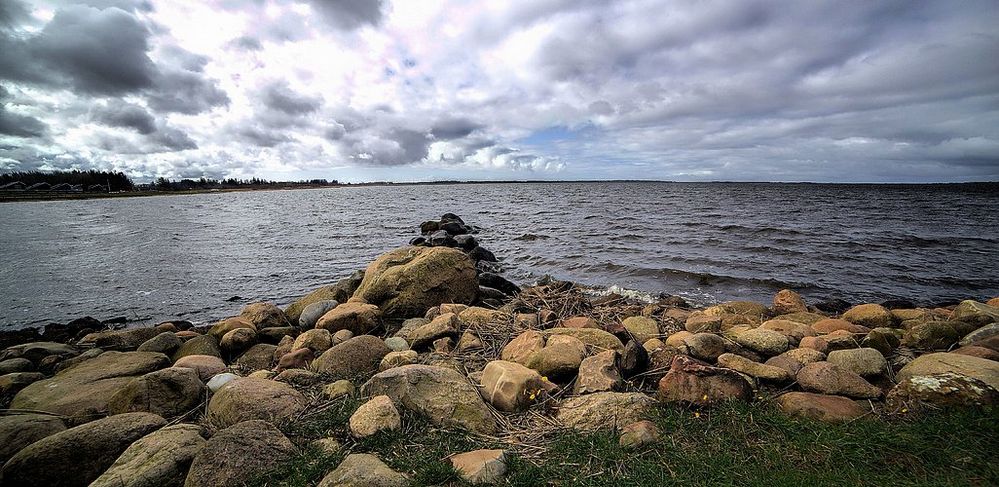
left=1, top=182, right=997, bottom=329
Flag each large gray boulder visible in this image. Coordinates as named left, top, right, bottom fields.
left=108, top=367, right=205, bottom=417
left=91, top=424, right=206, bottom=487
left=0, top=414, right=66, bottom=465
left=11, top=351, right=170, bottom=421
left=312, top=335, right=390, bottom=379
left=362, top=364, right=497, bottom=434
left=206, top=377, right=308, bottom=428
left=184, top=420, right=296, bottom=487
left=0, top=412, right=166, bottom=487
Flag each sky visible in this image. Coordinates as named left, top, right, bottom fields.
left=1, top=1, right=998, bottom=183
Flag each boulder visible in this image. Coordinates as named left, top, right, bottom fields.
left=172, top=335, right=221, bottom=362
left=323, top=379, right=355, bottom=400
left=685, top=314, right=722, bottom=333
left=683, top=332, right=727, bottom=362
left=349, top=395, right=401, bottom=438
left=220, top=328, right=257, bottom=356
left=379, top=350, right=419, bottom=371
left=959, top=323, right=999, bottom=346
left=733, top=328, right=789, bottom=356
left=950, top=300, right=999, bottom=327
left=0, top=357, right=33, bottom=374
left=703, top=301, right=769, bottom=320
left=903, top=321, right=961, bottom=349
left=206, top=377, right=308, bottom=428
left=312, top=335, right=391, bottom=379
left=500, top=330, right=545, bottom=365
left=479, top=360, right=547, bottom=412
left=716, top=353, right=791, bottom=382
left=384, top=336, right=410, bottom=351
left=772, top=289, right=808, bottom=314
left=542, top=328, right=625, bottom=352
left=173, top=355, right=227, bottom=382
left=256, top=326, right=298, bottom=344
left=861, top=327, right=902, bottom=355
left=896, top=352, right=999, bottom=391
left=352, top=246, right=478, bottom=319
left=799, top=336, right=831, bottom=354
left=450, top=449, right=508, bottom=485
left=239, top=302, right=291, bottom=329
left=234, top=343, right=277, bottom=371
left=658, top=356, right=753, bottom=406
left=812, top=318, right=870, bottom=335
left=826, top=348, right=888, bottom=377
left=292, top=329, right=334, bottom=354
left=562, top=316, right=599, bottom=329
left=775, top=311, right=827, bottom=326
left=556, top=392, right=655, bottom=432
left=361, top=364, right=496, bottom=433
left=759, top=319, right=815, bottom=345
left=796, top=362, right=882, bottom=399
left=458, top=306, right=508, bottom=327
left=0, top=412, right=166, bottom=487
left=184, top=420, right=296, bottom=487
left=207, top=372, right=240, bottom=392
left=299, top=300, right=340, bottom=328
left=275, top=368, right=321, bottom=387
left=619, top=420, right=660, bottom=449
left=765, top=348, right=827, bottom=375
left=11, top=351, right=170, bottom=420
left=953, top=345, right=999, bottom=362
left=317, top=453, right=408, bottom=487
left=841, top=304, right=895, bottom=329
left=2, top=342, right=78, bottom=364
left=208, top=317, right=255, bottom=340
left=137, top=332, right=183, bottom=356
left=887, top=372, right=999, bottom=409
left=0, top=414, right=66, bottom=465
left=276, top=347, right=313, bottom=372
left=0, top=372, right=45, bottom=397
left=574, top=349, right=622, bottom=394
left=78, top=327, right=162, bottom=351
left=776, top=392, right=867, bottom=422
left=108, top=367, right=204, bottom=417
left=91, top=423, right=205, bottom=487
left=409, top=312, right=461, bottom=350
left=526, top=335, right=586, bottom=380
left=315, top=302, right=382, bottom=335
left=284, top=271, right=364, bottom=325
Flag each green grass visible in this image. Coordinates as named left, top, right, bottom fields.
left=252, top=400, right=999, bottom=486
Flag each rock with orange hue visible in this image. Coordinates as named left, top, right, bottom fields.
left=772, top=289, right=808, bottom=315
left=276, top=347, right=314, bottom=372
left=812, top=318, right=871, bottom=335
left=799, top=336, right=830, bottom=354
left=841, top=304, right=895, bottom=329
left=315, top=302, right=382, bottom=335
left=562, top=316, right=599, bottom=329
left=658, top=356, right=752, bottom=406
left=777, top=392, right=867, bottom=422
left=796, top=362, right=882, bottom=399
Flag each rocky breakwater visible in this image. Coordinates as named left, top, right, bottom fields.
left=1, top=214, right=998, bottom=485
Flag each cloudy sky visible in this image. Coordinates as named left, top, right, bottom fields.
left=1, top=0, right=997, bottom=183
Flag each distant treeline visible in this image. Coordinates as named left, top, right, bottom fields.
left=0, top=170, right=134, bottom=191
left=149, top=177, right=339, bottom=191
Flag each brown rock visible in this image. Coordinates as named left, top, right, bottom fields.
left=174, top=355, right=227, bottom=382
left=172, top=335, right=221, bottom=362
left=312, top=335, right=391, bottom=379
left=349, top=395, right=401, bottom=438
left=717, top=353, right=791, bottom=382
left=622, top=316, right=660, bottom=343
left=772, top=289, right=808, bottom=315
left=658, top=356, right=753, bottom=406
left=292, top=329, right=334, bottom=354
left=812, top=318, right=870, bottom=335
left=526, top=335, right=586, bottom=380
left=500, top=330, right=545, bottom=365
left=841, top=304, right=895, bottom=329
left=0, top=414, right=67, bottom=465
left=683, top=332, right=727, bottom=362
left=91, top=423, right=205, bottom=487
left=234, top=343, right=277, bottom=371
left=574, top=349, right=622, bottom=394
left=562, top=316, right=599, bottom=329
left=450, top=449, right=508, bottom=484
left=618, top=420, right=660, bottom=449
left=409, top=312, right=461, bottom=350
left=185, top=420, right=296, bottom=487
left=826, top=348, right=888, bottom=377
left=952, top=345, right=999, bottom=362
left=556, top=392, right=655, bottom=431
left=315, top=302, right=382, bottom=335
left=479, top=360, right=547, bottom=412
left=796, top=362, right=882, bottom=399
left=239, top=302, right=291, bottom=329
left=777, top=392, right=867, bottom=422
left=760, top=319, right=815, bottom=345
left=685, top=313, right=722, bottom=333
left=317, top=453, right=408, bottom=487
left=108, top=367, right=204, bottom=417
left=276, top=347, right=314, bottom=372
left=206, top=377, right=308, bottom=428
left=765, top=348, right=827, bottom=375
left=208, top=317, right=255, bottom=340
left=220, top=328, right=257, bottom=356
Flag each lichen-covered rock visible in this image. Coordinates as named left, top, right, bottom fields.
left=683, top=332, right=727, bottom=362
left=950, top=300, right=999, bottom=327
left=716, top=353, right=791, bottom=382
left=618, top=420, right=660, bottom=449
left=861, top=327, right=902, bottom=355
left=352, top=246, right=478, bottom=320
left=812, top=318, right=870, bottom=335
left=796, top=362, right=882, bottom=399
left=317, top=453, right=408, bottom=487
left=759, top=319, right=816, bottom=345
left=409, top=312, right=462, bottom=350
left=172, top=335, right=221, bottom=362
left=206, top=377, right=308, bottom=428
left=0, top=414, right=66, bottom=465
left=658, top=356, right=753, bottom=406
left=0, top=412, right=166, bottom=487
left=0, top=372, right=45, bottom=397
left=137, top=332, right=183, bottom=356
left=78, top=327, right=162, bottom=351
left=542, top=328, right=625, bottom=352
left=379, top=350, right=418, bottom=371
left=11, top=351, right=170, bottom=420
left=239, top=302, right=291, bottom=329
left=208, top=317, right=255, bottom=340
left=234, top=343, right=277, bottom=371
left=312, top=335, right=391, bottom=379
left=349, top=395, right=401, bottom=438
left=91, top=423, right=205, bottom=487
left=574, top=349, right=623, bottom=394
left=841, top=304, right=895, bottom=329
left=361, top=364, right=496, bottom=434
left=527, top=335, right=586, bottom=380
left=622, top=316, right=660, bottom=343
left=896, top=352, right=999, bottom=391
left=826, top=348, right=887, bottom=377
left=764, top=348, right=826, bottom=375
left=733, top=328, right=789, bottom=356
left=108, top=367, right=204, bottom=417
left=292, top=329, right=334, bottom=354
left=777, top=392, right=867, bottom=422
left=959, top=323, right=999, bottom=346
left=315, top=302, right=382, bottom=335
left=556, top=392, right=655, bottom=431
left=888, top=372, right=999, bottom=409
left=220, top=328, right=257, bottom=356
left=903, top=321, right=961, bottom=349
left=184, top=420, right=296, bottom=487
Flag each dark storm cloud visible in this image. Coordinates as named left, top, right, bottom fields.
left=310, top=0, right=384, bottom=30
left=431, top=118, right=482, bottom=140
left=146, top=69, right=230, bottom=114
left=149, top=126, right=197, bottom=151
left=0, top=0, right=29, bottom=28
left=0, top=107, right=47, bottom=138
left=91, top=100, right=156, bottom=134
left=236, top=125, right=292, bottom=148
left=262, top=82, right=322, bottom=115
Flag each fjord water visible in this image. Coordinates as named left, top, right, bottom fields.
left=1, top=182, right=997, bottom=329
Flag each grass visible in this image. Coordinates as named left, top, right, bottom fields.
left=250, top=398, right=999, bottom=486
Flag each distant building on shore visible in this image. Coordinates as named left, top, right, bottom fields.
left=0, top=181, right=27, bottom=190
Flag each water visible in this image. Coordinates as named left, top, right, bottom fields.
left=1, top=182, right=997, bottom=329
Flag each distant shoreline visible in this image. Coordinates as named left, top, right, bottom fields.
left=2, top=179, right=997, bottom=203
